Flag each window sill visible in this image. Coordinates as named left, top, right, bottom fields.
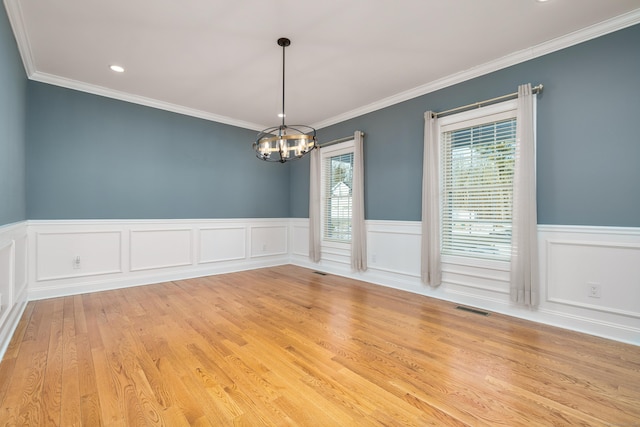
left=322, top=240, right=351, bottom=250
left=441, top=254, right=510, bottom=272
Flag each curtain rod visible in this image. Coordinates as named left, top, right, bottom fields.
left=318, top=131, right=364, bottom=149
left=433, top=84, right=543, bottom=118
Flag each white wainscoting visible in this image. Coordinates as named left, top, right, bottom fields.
left=537, top=225, right=640, bottom=344
left=28, top=219, right=290, bottom=300
left=290, top=219, right=640, bottom=345
left=0, top=221, right=28, bottom=358
left=3, top=218, right=636, bottom=358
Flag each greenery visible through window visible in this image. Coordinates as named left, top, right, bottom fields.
left=441, top=114, right=516, bottom=261
left=323, top=151, right=354, bottom=242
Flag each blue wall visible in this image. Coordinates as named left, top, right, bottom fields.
left=291, top=24, right=640, bottom=227
left=0, top=6, right=27, bottom=226
left=26, top=83, right=290, bottom=219
left=6, top=18, right=640, bottom=226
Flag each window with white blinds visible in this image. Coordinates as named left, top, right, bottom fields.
left=440, top=104, right=517, bottom=261
left=321, top=142, right=354, bottom=243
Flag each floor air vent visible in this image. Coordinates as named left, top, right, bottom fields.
left=313, top=271, right=328, bottom=276
left=455, top=306, right=490, bottom=316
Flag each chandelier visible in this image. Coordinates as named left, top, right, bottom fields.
left=253, top=38, right=317, bottom=163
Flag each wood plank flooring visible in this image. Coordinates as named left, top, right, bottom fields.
left=0, top=265, right=638, bottom=426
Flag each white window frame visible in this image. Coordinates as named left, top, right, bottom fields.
left=320, top=139, right=355, bottom=250
left=437, top=99, right=518, bottom=270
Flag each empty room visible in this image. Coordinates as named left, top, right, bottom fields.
left=1, top=0, right=639, bottom=425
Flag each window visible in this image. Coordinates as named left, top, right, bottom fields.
left=439, top=101, right=517, bottom=261
left=321, top=141, right=354, bottom=243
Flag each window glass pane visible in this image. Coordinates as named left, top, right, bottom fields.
left=441, top=118, right=516, bottom=260
left=323, top=152, right=354, bottom=242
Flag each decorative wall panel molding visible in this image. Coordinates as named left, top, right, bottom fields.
left=543, top=236, right=640, bottom=318
left=291, top=224, right=309, bottom=257
left=36, top=231, right=122, bottom=280
left=0, top=239, right=14, bottom=324
left=27, top=219, right=290, bottom=301
left=130, top=229, right=193, bottom=272
left=250, top=226, right=287, bottom=258
left=13, top=235, right=28, bottom=298
left=0, top=222, right=29, bottom=360
left=368, top=221, right=421, bottom=278
left=199, top=227, right=246, bottom=264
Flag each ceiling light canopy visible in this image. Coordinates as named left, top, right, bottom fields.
left=253, top=38, right=317, bottom=163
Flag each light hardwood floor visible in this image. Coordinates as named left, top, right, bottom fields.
left=0, top=265, right=638, bottom=426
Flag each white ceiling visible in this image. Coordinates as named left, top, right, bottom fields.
left=4, top=0, right=640, bottom=130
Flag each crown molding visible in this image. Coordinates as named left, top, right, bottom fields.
left=3, top=0, right=267, bottom=131
left=3, top=0, right=35, bottom=75
left=312, top=8, right=640, bottom=130
left=4, top=0, right=639, bottom=131
left=29, top=71, right=266, bottom=131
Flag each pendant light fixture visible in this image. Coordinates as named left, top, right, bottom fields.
left=253, top=38, right=317, bottom=163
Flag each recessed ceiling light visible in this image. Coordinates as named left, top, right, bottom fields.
left=109, top=65, right=125, bottom=73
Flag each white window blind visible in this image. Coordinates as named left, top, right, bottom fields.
left=322, top=150, right=354, bottom=242
left=440, top=110, right=517, bottom=261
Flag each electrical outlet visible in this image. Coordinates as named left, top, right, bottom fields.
left=73, top=255, right=81, bottom=269
left=371, top=254, right=377, bottom=264
left=587, top=282, right=601, bottom=298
